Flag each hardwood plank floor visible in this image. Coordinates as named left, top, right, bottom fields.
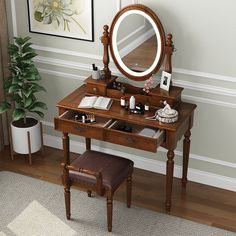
left=0, top=146, right=236, bottom=233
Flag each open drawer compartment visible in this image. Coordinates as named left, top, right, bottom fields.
left=55, top=110, right=113, bottom=140
left=104, top=120, right=165, bottom=152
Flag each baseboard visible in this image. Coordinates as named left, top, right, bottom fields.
left=43, top=134, right=236, bottom=192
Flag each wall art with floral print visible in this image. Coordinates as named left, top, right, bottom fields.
left=27, top=0, right=94, bottom=41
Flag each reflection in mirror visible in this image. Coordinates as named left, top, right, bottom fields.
left=117, top=13, right=157, bottom=72
left=109, top=5, right=167, bottom=81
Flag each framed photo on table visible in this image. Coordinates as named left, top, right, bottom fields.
left=27, top=0, right=94, bottom=41
left=160, top=71, right=172, bottom=91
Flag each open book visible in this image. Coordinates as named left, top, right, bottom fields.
left=78, top=96, right=113, bottom=110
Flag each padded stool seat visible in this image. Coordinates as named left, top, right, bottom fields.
left=62, top=150, right=134, bottom=232
left=69, top=150, right=134, bottom=190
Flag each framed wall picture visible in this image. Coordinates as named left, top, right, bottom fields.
left=27, top=0, right=94, bottom=42
left=160, top=71, right=171, bottom=91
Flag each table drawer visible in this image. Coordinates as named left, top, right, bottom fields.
left=54, top=110, right=113, bottom=140
left=104, top=120, right=165, bottom=152
left=86, top=83, right=107, bottom=96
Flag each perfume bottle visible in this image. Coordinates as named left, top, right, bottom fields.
left=129, top=96, right=135, bottom=110
left=144, top=103, right=150, bottom=111
left=120, top=96, right=126, bottom=107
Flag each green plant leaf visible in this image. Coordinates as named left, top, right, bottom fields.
left=21, top=59, right=32, bottom=65
left=34, top=74, right=41, bottom=81
left=12, top=94, right=22, bottom=103
left=22, top=89, right=32, bottom=98
left=12, top=108, right=25, bottom=121
left=3, top=79, right=13, bottom=90
left=29, top=101, right=47, bottom=110
left=23, top=52, right=37, bottom=60
left=12, top=76, right=21, bottom=84
left=8, top=84, right=21, bottom=93
left=30, top=83, right=46, bottom=93
left=31, top=110, right=44, bottom=118
left=15, top=37, right=24, bottom=46
left=22, top=42, right=33, bottom=51
left=8, top=44, right=18, bottom=54
left=0, top=102, right=11, bottom=114
left=22, top=36, right=31, bottom=44
left=25, top=96, right=33, bottom=108
left=25, top=73, right=36, bottom=81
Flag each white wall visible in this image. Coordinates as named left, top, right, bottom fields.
left=6, top=0, right=236, bottom=191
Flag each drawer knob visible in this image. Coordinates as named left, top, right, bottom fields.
left=126, top=137, right=134, bottom=144
left=93, top=87, right=98, bottom=92
left=76, top=127, right=84, bottom=132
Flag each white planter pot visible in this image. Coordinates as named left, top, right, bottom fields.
left=11, top=118, right=41, bottom=154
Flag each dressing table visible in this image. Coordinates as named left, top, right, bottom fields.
left=54, top=4, right=197, bottom=211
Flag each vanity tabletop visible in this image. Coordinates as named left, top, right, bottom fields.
left=57, top=85, right=197, bottom=132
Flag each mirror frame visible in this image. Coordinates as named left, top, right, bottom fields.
left=110, top=4, right=166, bottom=81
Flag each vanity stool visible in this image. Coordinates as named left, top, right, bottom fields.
left=62, top=150, right=134, bottom=232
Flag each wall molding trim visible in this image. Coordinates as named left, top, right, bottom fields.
left=182, top=95, right=236, bottom=109
left=37, top=56, right=236, bottom=108
left=32, top=45, right=236, bottom=84
left=38, top=68, right=86, bottom=81
left=10, top=0, right=236, bottom=85
left=33, top=45, right=103, bottom=61
left=173, top=67, right=236, bottom=83
left=35, top=56, right=92, bottom=72
left=43, top=133, right=236, bottom=192
left=174, top=80, right=236, bottom=98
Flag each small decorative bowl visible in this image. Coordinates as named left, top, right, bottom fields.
left=156, top=108, right=178, bottom=123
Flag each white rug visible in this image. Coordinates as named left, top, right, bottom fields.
left=0, top=232, right=7, bottom=236
left=0, top=171, right=235, bottom=236
left=8, top=200, right=76, bottom=236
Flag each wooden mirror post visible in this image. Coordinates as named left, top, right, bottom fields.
left=164, top=34, right=174, bottom=74
left=101, top=25, right=111, bottom=79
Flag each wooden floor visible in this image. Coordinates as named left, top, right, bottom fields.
left=122, top=36, right=157, bottom=71
left=1, top=146, right=236, bottom=233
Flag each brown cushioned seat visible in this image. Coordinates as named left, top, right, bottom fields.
left=62, top=150, right=134, bottom=232
left=69, top=150, right=134, bottom=191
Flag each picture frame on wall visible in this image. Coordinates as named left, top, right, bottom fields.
left=160, top=71, right=172, bottom=91
left=27, top=0, right=94, bottom=42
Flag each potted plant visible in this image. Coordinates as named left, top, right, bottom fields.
left=0, top=36, right=47, bottom=157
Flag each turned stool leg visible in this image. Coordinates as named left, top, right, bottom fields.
left=107, top=191, right=113, bottom=232
left=63, top=167, right=71, bottom=220
left=126, top=175, right=132, bottom=208
left=64, top=186, right=71, bottom=220
left=87, top=190, right=92, bottom=197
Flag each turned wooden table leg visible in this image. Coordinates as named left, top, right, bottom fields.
left=182, top=130, right=191, bottom=187
left=107, top=191, right=113, bottom=232
left=62, top=133, right=70, bottom=165
left=62, top=133, right=71, bottom=219
left=64, top=166, right=71, bottom=220
left=85, top=138, right=91, bottom=151
left=166, top=150, right=175, bottom=211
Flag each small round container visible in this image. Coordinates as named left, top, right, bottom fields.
left=156, top=108, right=178, bottom=123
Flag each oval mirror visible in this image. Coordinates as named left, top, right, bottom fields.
left=110, top=5, right=166, bottom=81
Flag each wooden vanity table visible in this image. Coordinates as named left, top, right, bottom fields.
left=54, top=4, right=197, bottom=211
